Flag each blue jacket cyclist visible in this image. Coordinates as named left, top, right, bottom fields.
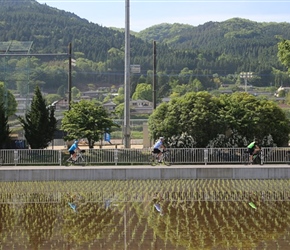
left=69, top=139, right=81, bottom=161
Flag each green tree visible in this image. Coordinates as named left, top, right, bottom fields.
left=114, top=103, right=124, bottom=119
left=193, top=78, right=203, bottom=92
left=61, top=100, right=118, bottom=148
left=113, top=87, right=124, bottom=105
left=277, top=39, right=290, bottom=71
left=132, top=83, right=152, bottom=101
left=0, top=82, right=17, bottom=117
left=178, top=67, right=193, bottom=84
left=218, top=92, right=290, bottom=146
left=18, top=86, right=57, bottom=149
left=149, top=92, right=290, bottom=147
left=72, top=87, right=81, bottom=100
left=149, top=92, right=223, bottom=147
left=0, top=102, right=11, bottom=149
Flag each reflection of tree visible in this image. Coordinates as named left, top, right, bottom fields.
left=131, top=201, right=180, bottom=250
left=146, top=200, right=290, bottom=249
left=0, top=204, right=16, bottom=246
left=1, top=180, right=290, bottom=249
left=18, top=203, right=58, bottom=250
left=61, top=202, right=118, bottom=247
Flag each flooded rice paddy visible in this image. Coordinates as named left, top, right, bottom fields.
left=0, top=179, right=290, bottom=250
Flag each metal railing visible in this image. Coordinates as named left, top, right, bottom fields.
left=0, top=147, right=290, bottom=166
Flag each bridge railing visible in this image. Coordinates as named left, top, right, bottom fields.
left=0, top=147, right=289, bottom=166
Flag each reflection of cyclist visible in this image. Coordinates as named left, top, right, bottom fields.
left=68, top=140, right=80, bottom=161
left=153, top=137, right=166, bottom=163
left=247, top=139, right=260, bottom=164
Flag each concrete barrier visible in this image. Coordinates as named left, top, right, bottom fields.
left=0, top=164, right=290, bottom=181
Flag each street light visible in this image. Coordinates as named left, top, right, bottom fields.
left=240, top=72, right=253, bottom=93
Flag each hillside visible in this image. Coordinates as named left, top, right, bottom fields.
left=0, top=0, right=153, bottom=61
left=137, top=19, right=290, bottom=51
left=1, top=0, right=290, bottom=97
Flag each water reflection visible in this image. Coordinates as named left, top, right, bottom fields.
left=0, top=180, right=290, bottom=249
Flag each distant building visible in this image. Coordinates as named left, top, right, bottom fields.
left=130, top=99, right=153, bottom=114
left=81, top=90, right=99, bottom=99
left=103, top=101, right=117, bottom=112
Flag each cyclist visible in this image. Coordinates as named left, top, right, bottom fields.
left=68, top=139, right=80, bottom=161
left=153, top=137, right=166, bottom=163
left=247, top=139, right=260, bottom=164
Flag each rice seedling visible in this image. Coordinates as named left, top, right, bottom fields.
left=1, top=180, right=290, bottom=249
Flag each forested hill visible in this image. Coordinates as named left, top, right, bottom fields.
left=137, top=19, right=290, bottom=71
left=0, top=0, right=155, bottom=64
left=137, top=19, right=290, bottom=51
left=1, top=0, right=290, bottom=94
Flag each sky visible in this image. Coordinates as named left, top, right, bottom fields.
left=37, top=0, right=290, bottom=32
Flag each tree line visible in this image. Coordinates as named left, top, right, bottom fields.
left=1, top=1, right=290, bottom=93
left=1, top=37, right=290, bottom=149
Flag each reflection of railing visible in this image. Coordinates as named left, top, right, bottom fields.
left=0, top=192, right=61, bottom=204
left=0, top=147, right=289, bottom=166
left=71, top=190, right=290, bottom=202
left=0, top=190, right=289, bottom=203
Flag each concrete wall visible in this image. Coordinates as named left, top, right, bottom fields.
left=0, top=165, right=290, bottom=181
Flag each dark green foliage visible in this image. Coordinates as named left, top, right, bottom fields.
left=0, top=102, right=11, bottom=149
left=149, top=92, right=290, bottom=148
left=0, top=83, right=17, bottom=116
left=18, top=86, right=57, bottom=149
left=278, top=39, right=290, bottom=71
left=138, top=19, right=290, bottom=85
left=61, top=100, right=119, bottom=148
left=1, top=0, right=290, bottom=95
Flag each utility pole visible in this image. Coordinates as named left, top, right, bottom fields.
left=68, top=42, right=72, bottom=110
left=124, top=0, right=131, bottom=148
left=153, top=40, right=157, bottom=110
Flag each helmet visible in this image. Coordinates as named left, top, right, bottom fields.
left=159, top=137, right=164, bottom=140
left=74, top=139, right=78, bottom=143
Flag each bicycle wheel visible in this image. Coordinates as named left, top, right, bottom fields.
left=162, top=152, right=171, bottom=166
left=253, top=154, right=262, bottom=165
left=65, top=156, right=74, bottom=166
left=149, top=154, right=157, bottom=166
left=75, top=156, right=86, bottom=166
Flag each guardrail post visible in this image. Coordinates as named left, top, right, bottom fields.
left=14, top=150, right=18, bottom=166
left=59, top=150, right=62, bottom=166
left=204, top=149, right=208, bottom=165
left=114, top=148, right=118, bottom=165
left=260, top=148, right=264, bottom=165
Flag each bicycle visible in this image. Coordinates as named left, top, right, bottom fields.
left=149, top=150, right=171, bottom=166
left=241, top=149, right=262, bottom=165
left=66, top=150, right=86, bottom=166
